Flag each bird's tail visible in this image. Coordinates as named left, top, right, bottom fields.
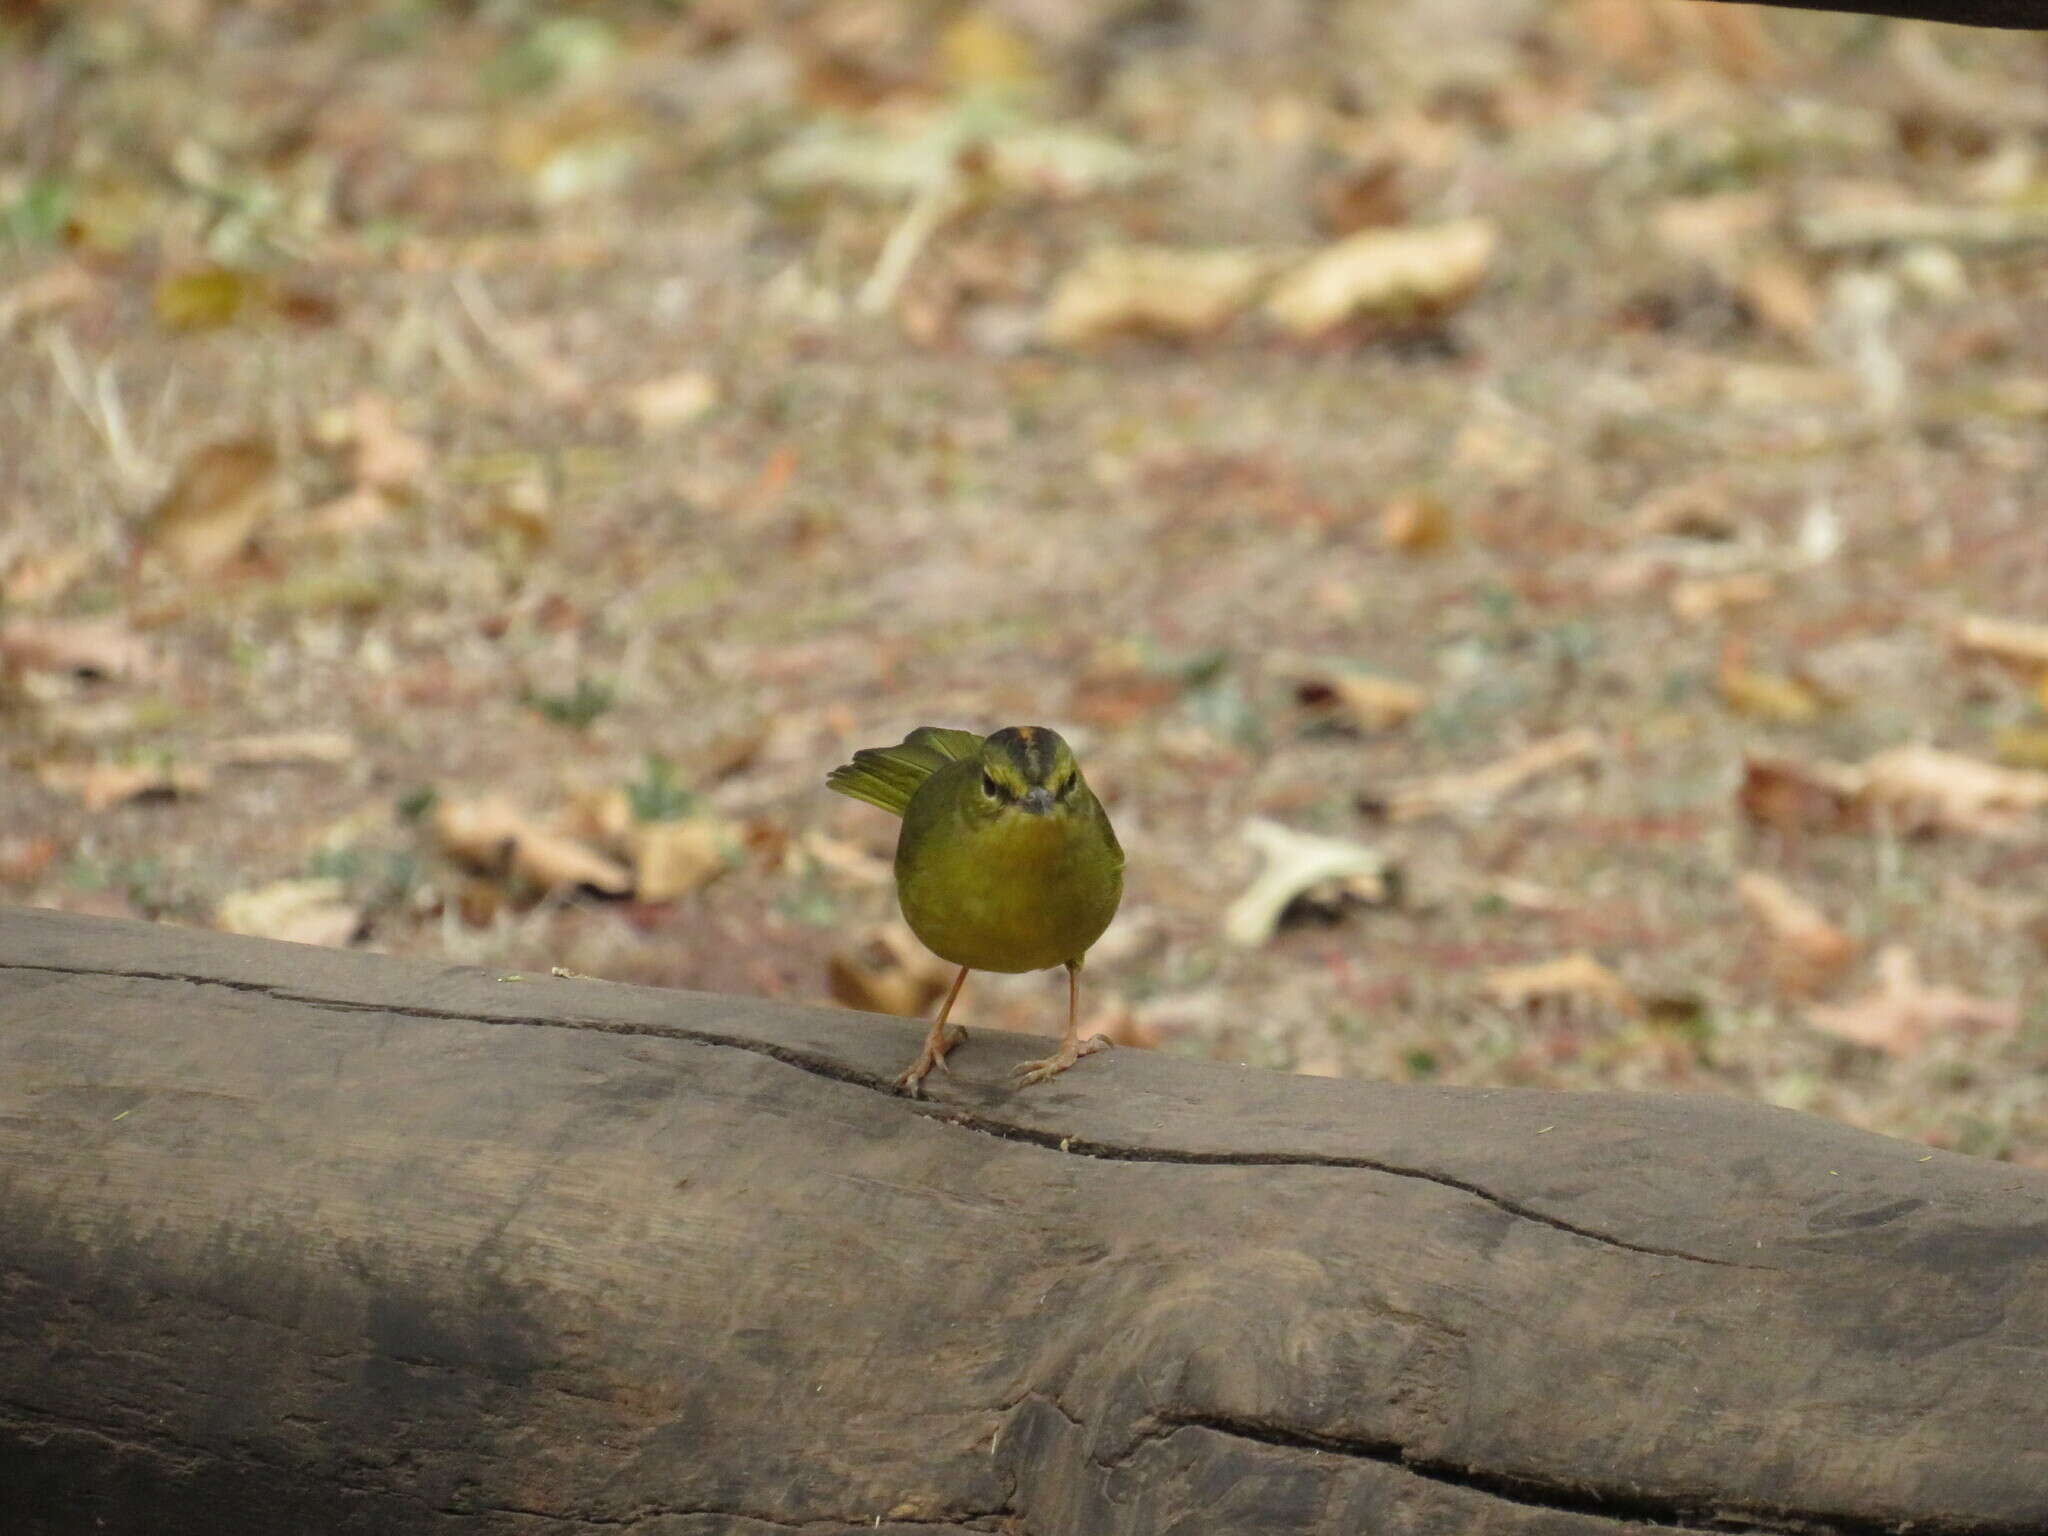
left=825, top=726, right=984, bottom=817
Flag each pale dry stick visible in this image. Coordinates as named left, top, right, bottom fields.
left=1797, top=203, right=2048, bottom=252
left=856, top=176, right=961, bottom=317
left=45, top=325, right=153, bottom=489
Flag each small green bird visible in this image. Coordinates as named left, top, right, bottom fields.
left=827, top=725, right=1124, bottom=1096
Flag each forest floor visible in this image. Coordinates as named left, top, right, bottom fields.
left=6, top=0, right=2048, bottom=1158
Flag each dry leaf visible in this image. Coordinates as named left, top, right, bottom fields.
left=1670, top=571, right=1775, bottom=623
left=1379, top=493, right=1453, bottom=554
left=1371, top=730, right=1602, bottom=822
left=625, top=370, right=721, bottom=433
left=1716, top=652, right=1831, bottom=724
left=801, top=831, right=893, bottom=886
left=1806, top=946, right=2018, bottom=1058
left=1741, top=745, right=2048, bottom=839
left=1042, top=246, right=1267, bottom=346
left=0, top=262, right=98, bottom=336
left=1629, top=479, right=1742, bottom=542
left=560, top=785, right=637, bottom=850
left=1265, top=218, right=1496, bottom=337
left=936, top=9, right=1043, bottom=94
left=1735, top=871, right=1856, bottom=998
left=1223, top=819, right=1396, bottom=947
left=765, top=116, right=1146, bottom=203
left=1862, top=743, right=2048, bottom=837
left=209, top=731, right=358, bottom=768
left=1738, top=754, right=1870, bottom=836
left=1483, top=952, right=1640, bottom=1018
left=629, top=818, right=731, bottom=903
left=2, top=540, right=95, bottom=608
left=349, top=394, right=431, bottom=493
left=0, top=833, right=62, bottom=886
left=137, top=438, right=278, bottom=575
left=0, top=617, right=152, bottom=680
left=38, top=758, right=212, bottom=811
left=432, top=794, right=633, bottom=895
left=1950, top=613, right=2048, bottom=674
left=1651, top=190, right=1779, bottom=266
left=1993, top=728, right=2048, bottom=772
left=696, top=720, right=770, bottom=785
left=301, top=488, right=393, bottom=537
left=216, top=877, right=363, bottom=949
left=828, top=922, right=954, bottom=1017
left=1739, top=256, right=1821, bottom=342
left=153, top=264, right=266, bottom=331
left=1290, top=665, right=1426, bottom=733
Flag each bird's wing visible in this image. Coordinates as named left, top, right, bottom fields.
left=825, top=726, right=985, bottom=818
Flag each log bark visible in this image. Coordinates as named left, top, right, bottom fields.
left=2, top=905, right=2046, bottom=1535
left=1697, top=0, right=2047, bottom=26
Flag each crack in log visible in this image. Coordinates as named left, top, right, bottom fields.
left=1132, top=1412, right=2042, bottom=1536
left=8, top=960, right=1771, bottom=1271
left=439, top=1502, right=1007, bottom=1533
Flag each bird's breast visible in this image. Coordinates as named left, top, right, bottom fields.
left=896, top=810, right=1120, bottom=974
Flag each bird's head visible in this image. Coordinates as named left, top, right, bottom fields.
left=974, top=726, right=1082, bottom=820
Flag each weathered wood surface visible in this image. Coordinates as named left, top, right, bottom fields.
left=1701, top=0, right=2047, bottom=26
left=2, top=905, right=2046, bottom=1535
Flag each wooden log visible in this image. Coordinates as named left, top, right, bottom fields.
left=1697, top=0, right=2047, bottom=26
left=2, top=905, right=2045, bottom=1535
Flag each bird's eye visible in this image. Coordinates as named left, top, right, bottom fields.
left=980, top=771, right=1000, bottom=799
left=1055, top=774, right=1074, bottom=798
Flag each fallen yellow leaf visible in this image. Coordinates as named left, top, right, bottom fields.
left=209, top=731, right=358, bottom=768
left=1483, top=952, right=1640, bottom=1018
left=136, top=438, right=278, bottom=575
left=1735, top=871, right=1856, bottom=998
left=217, top=878, right=363, bottom=949
left=828, top=923, right=955, bottom=1018
left=38, top=758, right=212, bottom=811
left=1265, top=218, right=1496, bottom=337
left=1740, top=744, right=2048, bottom=839
left=1670, top=571, right=1775, bottom=623
left=1042, top=246, right=1267, bottom=346
left=433, top=794, right=633, bottom=895
left=1716, top=657, right=1830, bottom=724
left=629, top=818, right=731, bottom=903
left=0, top=617, right=152, bottom=680
left=1950, top=613, right=2048, bottom=674
left=1290, top=665, right=1427, bottom=733
left=1806, top=946, right=2018, bottom=1058
left=624, top=370, right=721, bottom=433
left=1379, top=492, right=1453, bottom=554
left=1373, top=730, right=1602, bottom=822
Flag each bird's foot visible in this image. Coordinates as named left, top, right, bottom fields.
left=1011, top=1034, right=1112, bottom=1088
left=894, top=1024, right=969, bottom=1098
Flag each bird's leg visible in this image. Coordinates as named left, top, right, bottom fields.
left=897, top=965, right=971, bottom=1097
left=1012, top=961, right=1112, bottom=1088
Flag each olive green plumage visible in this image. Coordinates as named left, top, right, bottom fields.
left=826, top=724, right=1124, bottom=1093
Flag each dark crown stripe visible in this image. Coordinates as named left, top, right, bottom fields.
left=988, top=725, right=1059, bottom=784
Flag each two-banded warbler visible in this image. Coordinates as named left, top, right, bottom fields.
left=827, top=725, right=1123, bottom=1096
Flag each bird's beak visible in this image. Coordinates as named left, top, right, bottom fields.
left=1019, top=786, right=1054, bottom=816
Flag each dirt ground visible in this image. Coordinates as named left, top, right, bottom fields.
left=4, top=1, right=2047, bottom=1159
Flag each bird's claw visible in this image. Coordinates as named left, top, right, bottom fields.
left=895, top=1024, right=971, bottom=1097
left=1011, top=1033, right=1112, bottom=1088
